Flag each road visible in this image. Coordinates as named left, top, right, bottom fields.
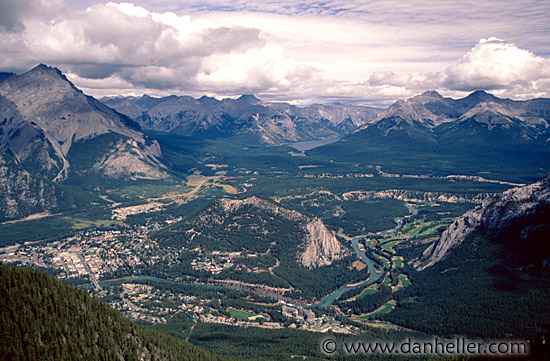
left=78, top=252, right=101, bottom=290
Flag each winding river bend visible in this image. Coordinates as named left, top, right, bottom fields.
left=311, top=202, right=417, bottom=308
left=311, top=237, right=384, bottom=308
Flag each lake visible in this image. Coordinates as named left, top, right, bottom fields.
left=285, top=138, right=340, bottom=152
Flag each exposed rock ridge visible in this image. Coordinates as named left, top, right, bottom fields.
left=300, top=218, right=348, bottom=268
left=342, top=189, right=493, bottom=204
left=415, top=175, right=550, bottom=270
left=0, top=153, right=73, bottom=221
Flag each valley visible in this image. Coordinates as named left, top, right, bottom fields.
left=1, top=66, right=549, bottom=360
left=0, top=132, right=517, bottom=348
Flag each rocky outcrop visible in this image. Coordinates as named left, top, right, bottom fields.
left=188, top=196, right=347, bottom=268
left=415, top=175, right=550, bottom=270
left=300, top=218, right=348, bottom=268
left=342, top=189, right=492, bottom=204
left=218, top=196, right=303, bottom=220
left=92, top=138, right=168, bottom=181
left=0, top=64, right=168, bottom=181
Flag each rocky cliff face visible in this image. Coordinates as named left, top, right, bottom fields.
left=300, top=218, right=348, bottom=268
left=342, top=189, right=492, bottom=204
left=0, top=153, right=73, bottom=221
left=103, top=94, right=383, bottom=145
left=0, top=64, right=168, bottom=182
left=415, top=175, right=550, bottom=270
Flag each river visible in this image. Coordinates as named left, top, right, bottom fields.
left=311, top=202, right=418, bottom=308
left=311, top=236, right=384, bottom=308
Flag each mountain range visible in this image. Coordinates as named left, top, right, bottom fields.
left=311, top=90, right=550, bottom=182
left=1, top=64, right=550, bottom=216
left=354, top=90, right=550, bottom=146
left=103, top=94, right=383, bottom=145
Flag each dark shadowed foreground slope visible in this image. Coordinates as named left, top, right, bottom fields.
left=0, top=264, right=232, bottom=361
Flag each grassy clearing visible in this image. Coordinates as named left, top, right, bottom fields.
left=354, top=300, right=397, bottom=319
left=400, top=274, right=411, bottom=287
left=381, top=240, right=401, bottom=253
left=378, top=256, right=391, bottom=269
left=115, top=182, right=193, bottom=199
left=227, top=307, right=267, bottom=321
left=69, top=218, right=119, bottom=230
left=392, top=256, right=404, bottom=269
left=218, top=184, right=238, bottom=194
left=356, top=285, right=379, bottom=299
left=360, top=321, right=399, bottom=331
left=364, top=239, right=376, bottom=249
left=392, top=274, right=411, bottom=292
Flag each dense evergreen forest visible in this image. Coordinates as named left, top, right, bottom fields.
left=384, top=235, right=550, bottom=339
left=0, top=264, right=232, bottom=361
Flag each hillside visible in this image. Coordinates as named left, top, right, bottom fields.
left=0, top=152, right=74, bottom=221
left=103, top=94, right=383, bottom=145
left=380, top=175, right=550, bottom=338
left=152, top=196, right=364, bottom=301
left=0, top=64, right=168, bottom=183
left=416, top=174, right=550, bottom=270
left=0, top=263, right=230, bottom=361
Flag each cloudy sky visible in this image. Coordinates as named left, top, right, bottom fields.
left=1, top=0, right=549, bottom=106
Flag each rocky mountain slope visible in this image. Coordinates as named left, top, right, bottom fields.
left=0, top=264, right=229, bottom=361
left=178, top=196, right=348, bottom=268
left=351, top=90, right=550, bottom=147
left=0, top=64, right=169, bottom=182
left=415, top=174, right=550, bottom=270
left=103, top=94, right=383, bottom=145
left=0, top=152, right=74, bottom=221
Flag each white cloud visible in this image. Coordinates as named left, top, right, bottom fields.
left=1, top=1, right=549, bottom=105
left=444, top=38, right=550, bottom=94
left=0, top=1, right=307, bottom=97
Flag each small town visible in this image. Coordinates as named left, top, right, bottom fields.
left=0, top=207, right=360, bottom=336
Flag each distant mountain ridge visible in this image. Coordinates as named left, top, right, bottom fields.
left=311, top=90, right=550, bottom=182
left=0, top=64, right=169, bottom=183
left=103, top=94, right=383, bottom=145
left=352, top=90, right=550, bottom=147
